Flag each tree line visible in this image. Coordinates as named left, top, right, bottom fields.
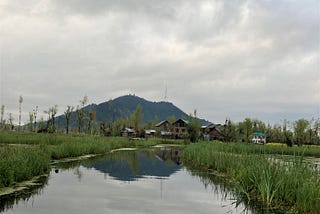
left=222, top=118, right=320, bottom=146
left=0, top=95, right=319, bottom=146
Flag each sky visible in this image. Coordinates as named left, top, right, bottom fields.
left=0, top=0, right=319, bottom=125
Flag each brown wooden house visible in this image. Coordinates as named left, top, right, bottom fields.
left=202, top=123, right=224, bottom=141
left=173, top=119, right=189, bottom=139
left=145, top=129, right=156, bottom=138
left=155, top=120, right=172, bottom=138
left=121, top=128, right=136, bottom=138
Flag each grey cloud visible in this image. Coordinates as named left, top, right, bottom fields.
left=0, top=0, right=319, bottom=124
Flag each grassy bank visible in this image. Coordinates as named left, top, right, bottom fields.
left=0, top=131, right=181, bottom=189
left=189, top=140, right=320, bottom=157
left=0, top=147, right=50, bottom=188
left=182, top=141, right=320, bottom=213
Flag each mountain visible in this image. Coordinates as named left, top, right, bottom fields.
left=55, top=95, right=209, bottom=129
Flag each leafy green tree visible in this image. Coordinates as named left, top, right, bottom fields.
left=223, top=119, right=237, bottom=142
left=313, top=119, right=320, bottom=145
left=152, top=115, right=159, bottom=129
left=306, top=119, right=320, bottom=144
left=253, top=119, right=266, bottom=133
left=187, top=111, right=201, bottom=143
left=64, top=105, right=74, bottom=134
left=130, top=104, right=143, bottom=133
left=281, top=119, right=293, bottom=147
left=239, top=118, right=253, bottom=143
left=294, top=119, right=309, bottom=146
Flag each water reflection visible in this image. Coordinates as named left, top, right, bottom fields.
left=1, top=148, right=250, bottom=214
left=0, top=175, right=48, bottom=213
left=82, top=148, right=182, bottom=181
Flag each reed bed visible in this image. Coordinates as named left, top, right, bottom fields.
left=0, top=146, right=50, bottom=188
left=182, top=142, right=320, bottom=213
left=0, top=132, right=174, bottom=189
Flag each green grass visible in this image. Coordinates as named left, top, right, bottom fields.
left=0, top=146, right=50, bottom=188
left=182, top=141, right=320, bottom=213
left=194, top=140, right=320, bottom=157
left=0, top=131, right=184, bottom=189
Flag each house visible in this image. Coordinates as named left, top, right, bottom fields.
left=251, top=132, right=266, bottom=144
left=173, top=119, right=189, bottom=139
left=121, top=128, right=136, bottom=138
left=155, top=120, right=172, bottom=138
left=202, top=123, right=224, bottom=141
left=145, top=129, right=156, bottom=138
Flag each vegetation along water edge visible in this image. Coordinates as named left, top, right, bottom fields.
left=1, top=132, right=320, bottom=213
left=0, top=132, right=183, bottom=191
left=182, top=141, right=320, bottom=214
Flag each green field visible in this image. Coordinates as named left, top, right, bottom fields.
left=182, top=141, right=320, bottom=213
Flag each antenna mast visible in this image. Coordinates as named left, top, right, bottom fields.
left=164, top=85, right=167, bottom=102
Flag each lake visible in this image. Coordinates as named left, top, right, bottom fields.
left=0, top=147, right=250, bottom=214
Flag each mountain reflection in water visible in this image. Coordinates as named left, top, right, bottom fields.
left=1, top=147, right=249, bottom=214
left=82, top=148, right=182, bottom=181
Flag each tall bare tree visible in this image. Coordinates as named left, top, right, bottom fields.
left=18, top=95, right=23, bottom=130
left=77, top=96, right=88, bottom=133
left=50, top=105, right=58, bottom=131
left=8, top=113, right=14, bottom=130
left=0, top=105, right=4, bottom=129
left=88, top=108, right=96, bottom=134
left=29, top=112, right=34, bottom=132
left=64, top=105, right=74, bottom=134
left=33, top=106, right=38, bottom=132
left=44, top=105, right=58, bottom=133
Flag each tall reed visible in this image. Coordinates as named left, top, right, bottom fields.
left=182, top=142, right=320, bottom=213
left=0, top=132, right=173, bottom=189
left=0, top=146, right=50, bottom=188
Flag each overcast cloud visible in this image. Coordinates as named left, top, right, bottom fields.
left=0, top=0, right=319, bottom=124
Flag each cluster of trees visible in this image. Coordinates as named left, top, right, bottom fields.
left=0, top=95, right=319, bottom=146
left=222, top=118, right=320, bottom=146
left=0, top=95, right=145, bottom=137
left=0, top=96, right=95, bottom=134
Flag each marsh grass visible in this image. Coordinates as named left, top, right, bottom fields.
left=0, top=147, right=50, bottom=188
left=0, top=132, right=182, bottom=189
left=182, top=141, right=320, bottom=213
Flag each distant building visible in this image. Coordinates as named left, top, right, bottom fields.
left=201, top=123, right=225, bottom=141
left=121, top=128, right=136, bottom=138
left=173, top=119, right=189, bottom=139
left=145, top=129, right=156, bottom=138
left=251, top=132, right=266, bottom=144
left=155, top=120, right=172, bottom=138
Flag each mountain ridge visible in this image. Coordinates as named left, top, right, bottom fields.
left=55, top=95, right=210, bottom=129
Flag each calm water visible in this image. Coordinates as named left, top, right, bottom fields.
left=0, top=148, right=250, bottom=214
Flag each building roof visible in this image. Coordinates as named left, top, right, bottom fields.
left=173, top=118, right=189, bottom=125
left=122, top=128, right=135, bottom=133
left=145, top=129, right=156, bottom=134
left=253, top=131, right=265, bottom=137
left=155, top=120, right=169, bottom=127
